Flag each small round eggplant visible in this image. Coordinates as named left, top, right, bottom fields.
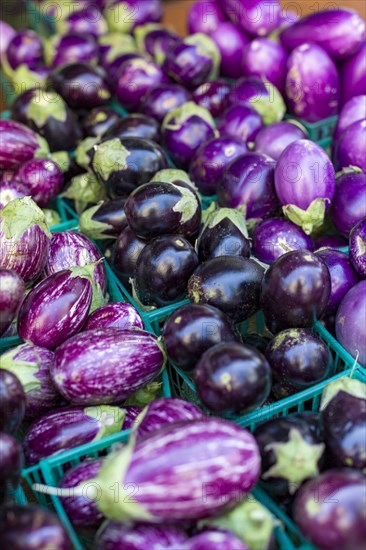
left=106, top=52, right=145, bottom=84
left=104, top=113, right=160, bottom=142
left=111, top=226, right=147, bottom=286
left=217, top=104, right=263, bottom=143
left=13, top=158, right=63, bottom=208
left=192, top=80, right=231, bottom=118
left=265, top=329, right=334, bottom=399
left=195, top=342, right=271, bottom=414
left=0, top=369, right=25, bottom=434
left=46, top=32, right=100, bottom=67
left=0, top=433, right=23, bottom=504
left=123, top=405, right=143, bottom=429
left=242, top=38, right=288, bottom=93
left=185, top=531, right=249, bottom=550
left=134, top=23, right=180, bottom=64
left=92, top=136, right=168, bottom=198
left=163, top=303, right=240, bottom=372
left=331, top=168, right=366, bottom=236
left=223, top=0, right=281, bottom=37
left=134, top=235, right=199, bottom=307
left=125, top=181, right=201, bottom=239
left=0, top=268, right=25, bottom=336
left=6, top=29, right=43, bottom=70
left=82, top=106, right=121, bottom=138
left=336, top=281, right=366, bottom=367
left=261, top=250, right=331, bottom=333
left=187, top=0, right=226, bottom=34
left=333, top=120, right=366, bottom=173
left=141, top=83, right=192, bottom=123
left=254, top=121, right=307, bottom=161
left=104, top=0, right=163, bottom=33
left=57, top=5, right=108, bottom=38
left=84, top=302, right=143, bottom=331
left=210, top=21, right=250, bottom=80
left=188, top=256, right=264, bottom=323
left=196, top=207, right=250, bottom=262
left=349, top=217, right=366, bottom=276
left=0, top=120, right=50, bottom=171
left=79, top=198, right=128, bottom=240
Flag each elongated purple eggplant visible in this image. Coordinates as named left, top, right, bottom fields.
left=104, top=113, right=160, bottom=143
left=23, top=404, right=125, bottom=465
left=333, top=120, right=366, bottom=173
left=96, top=521, right=188, bottom=550
left=0, top=433, right=23, bottom=504
left=82, top=106, right=121, bottom=138
left=0, top=196, right=51, bottom=284
left=13, top=158, right=63, bottom=208
left=218, top=104, right=263, bottom=143
left=336, top=281, right=366, bottom=367
left=254, top=121, right=307, bottom=161
left=52, top=329, right=164, bottom=405
left=141, top=83, right=192, bottom=124
left=331, top=168, right=366, bottom=236
left=0, top=120, right=49, bottom=170
left=0, top=369, right=25, bottom=434
left=0, top=268, right=25, bottom=336
left=111, top=226, right=147, bottom=286
left=349, top=217, right=366, bottom=277
left=184, top=530, right=249, bottom=550
left=79, top=199, right=128, bottom=240
left=84, top=302, right=143, bottom=331
left=340, top=42, right=366, bottom=106
left=192, top=80, right=231, bottom=118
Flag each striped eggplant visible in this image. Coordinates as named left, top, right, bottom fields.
left=23, top=405, right=125, bottom=465
left=17, top=265, right=96, bottom=349
left=0, top=197, right=51, bottom=284
left=87, top=418, right=260, bottom=522
left=0, top=343, right=61, bottom=417
left=0, top=120, right=49, bottom=170
left=123, top=406, right=143, bottom=429
left=84, top=302, right=143, bottom=332
left=79, top=199, right=128, bottom=240
left=96, top=521, right=188, bottom=550
left=13, top=158, right=63, bottom=208
left=0, top=180, right=27, bottom=210
left=184, top=530, right=249, bottom=550
left=0, top=268, right=25, bottom=336
left=51, top=329, right=165, bottom=405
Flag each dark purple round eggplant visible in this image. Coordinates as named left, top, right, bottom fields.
left=125, top=181, right=201, bottom=239
left=96, top=521, right=188, bottom=550
left=111, top=226, right=147, bottom=285
left=293, top=468, right=366, bottom=550
left=13, top=158, right=63, bottom=208
left=47, top=32, right=100, bottom=67
left=0, top=433, right=23, bottom=503
left=192, top=80, right=231, bottom=118
left=0, top=369, right=25, bottom=434
left=254, top=121, right=307, bottom=161
left=349, top=217, right=366, bottom=277
left=79, top=198, right=128, bottom=240
left=84, top=302, right=143, bottom=331
left=106, top=52, right=146, bottom=84
left=217, top=104, right=263, bottom=143
left=92, top=136, right=168, bottom=198
left=141, top=83, right=192, bottom=124
left=316, top=249, right=360, bottom=314
left=82, top=106, right=121, bottom=138
left=254, top=414, right=325, bottom=496
left=0, top=181, right=27, bottom=210
left=265, top=329, right=334, bottom=399
left=189, top=137, right=248, bottom=196
left=195, top=342, right=271, bottom=414
left=0, top=120, right=49, bottom=170
left=135, top=24, right=179, bottom=62
left=336, top=281, right=366, bottom=368
left=261, top=250, right=331, bottom=334
left=104, top=0, right=163, bottom=32
left=331, top=168, right=366, bottom=236
left=104, top=113, right=160, bottom=142
left=47, top=62, right=112, bottom=109
left=60, top=5, right=107, bottom=37
left=0, top=268, right=25, bottom=336
left=197, top=208, right=251, bottom=262
left=163, top=303, right=240, bottom=372
left=314, top=234, right=348, bottom=250
left=6, top=29, right=43, bottom=70
left=188, top=256, right=264, bottom=323
left=134, top=235, right=199, bottom=307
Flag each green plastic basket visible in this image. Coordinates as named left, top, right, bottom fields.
left=285, top=114, right=338, bottom=143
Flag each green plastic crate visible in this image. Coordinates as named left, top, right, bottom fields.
left=285, top=114, right=338, bottom=143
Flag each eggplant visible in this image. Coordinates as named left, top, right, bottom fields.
left=192, top=80, right=231, bottom=118
left=331, top=168, right=366, bottom=236
left=261, top=250, right=331, bottom=334
left=0, top=120, right=49, bottom=170
left=52, top=329, right=165, bottom=405
left=210, top=21, right=250, bottom=80
left=85, top=418, right=260, bottom=521
left=123, top=405, right=143, bottom=429
left=241, top=333, right=271, bottom=355
left=82, top=106, right=121, bottom=138
left=0, top=20, right=15, bottom=57
left=265, top=329, right=334, bottom=399
left=196, top=208, right=250, bottom=262
left=92, top=136, right=168, bottom=198
left=134, top=23, right=180, bottom=64
left=195, top=342, right=271, bottom=414
left=79, top=198, right=128, bottom=240
left=46, top=32, right=100, bottom=68
left=6, top=29, right=43, bottom=69
left=217, top=153, right=278, bottom=221
left=134, top=235, right=199, bottom=307
left=336, top=281, right=366, bottom=367
left=223, top=0, right=281, bottom=37
left=84, top=302, right=143, bottom=331
left=188, top=256, right=264, bottom=323
left=0, top=268, right=25, bottom=336
left=13, top=158, right=63, bottom=208
left=333, top=120, right=366, bottom=173
left=254, top=121, right=307, bottom=161
left=0, top=181, right=27, bottom=210
left=217, top=104, right=263, bottom=143
left=96, top=521, right=188, bottom=550
left=104, top=0, right=163, bottom=33
left=314, top=234, right=348, bottom=250
left=340, top=42, right=366, bottom=106
left=141, top=83, right=192, bottom=124
left=0, top=433, right=23, bottom=504
left=61, top=170, right=107, bottom=216
left=104, top=113, right=160, bottom=142
left=23, top=404, right=125, bottom=465
left=242, top=38, right=288, bottom=93
left=293, top=469, right=366, bottom=550
left=0, top=196, right=51, bottom=284
left=111, top=226, right=147, bottom=286
left=0, top=369, right=25, bottom=434
left=184, top=530, right=249, bottom=550
left=334, top=96, right=366, bottom=142
left=125, top=181, right=201, bottom=239
left=254, top=414, right=325, bottom=496
left=349, top=217, right=366, bottom=277
left=106, top=52, right=146, bottom=84
left=187, top=0, right=226, bottom=34
left=0, top=505, right=71, bottom=549
left=58, top=5, right=108, bottom=37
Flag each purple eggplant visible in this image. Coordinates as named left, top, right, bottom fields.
left=190, top=137, right=248, bottom=195
left=104, top=113, right=160, bottom=142
left=285, top=43, right=340, bottom=122
left=92, top=136, right=168, bottom=198
left=210, top=22, right=250, bottom=79
left=265, top=329, right=334, bottom=399
left=96, top=521, right=188, bottom=550
left=195, top=342, right=271, bottom=414
left=331, top=168, right=366, bottom=235
left=280, top=9, right=365, bottom=61
left=187, top=0, right=226, bottom=34
left=261, top=250, right=331, bottom=333
left=58, top=5, right=108, bottom=37
left=316, top=248, right=360, bottom=314
left=52, top=328, right=164, bottom=405
left=134, top=23, right=180, bottom=64
left=162, top=102, right=217, bottom=169
left=0, top=268, right=25, bottom=336
left=254, top=414, right=325, bottom=496
left=111, top=226, right=147, bottom=285
left=0, top=196, right=51, bottom=284
left=197, top=207, right=251, bottom=262
left=340, top=42, right=366, bottom=106
left=217, top=153, right=278, bottom=221
left=293, top=469, right=366, bottom=550
left=46, top=33, right=100, bottom=67
left=82, top=106, right=121, bottom=138
left=252, top=218, right=314, bottom=264
left=84, top=302, right=143, bottom=331
left=0, top=433, right=23, bottom=504
left=254, top=121, right=307, bottom=161
left=334, top=96, right=366, bottom=141
left=0, top=20, right=15, bottom=57
left=123, top=405, right=143, bottom=429
left=223, top=0, right=281, bottom=37
left=13, top=158, right=63, bottom=208
left=150, top=168, right=197, bottom=189
left=23, top=404, right=125, bottom=465
left=0, top=181, right=27, bottom=210
left=314, top=234, right=348, bottom=250
left=192, top=80, right=231, bottom=118
left=333, top=120, right=366, bottom=173
left=163, top=303, right=239, bottom=372
left=106, top=52, right=145, bottom=84
left=6, top=29, right=43, bottom=70
left=274, top=140, right=336, bottom=234
left=218, top=104, right=263, bottom=143
left=141, top=83, right=192, bottom=124
left=188, top=256, right=264, bottom=323
left=336, top=280, right=366, bottom=367
left=0, top=505, right=71, bottom=549
left=0, top=369, right=25, bottom=434
left=242, top=38, right=288, bottom=92
left=125, top=181, right=201, bottom=239
left=104, top=0, right=163, bottom=33
left=184, top=530, right=249, bottom=550
left=0, top=120, right=49, bottom=170
left=134, top=235, right=199, bottom=307
left=91, top=418, right=260, bottom=521
left=44, top=230, right=107, bottom=294
left=349, top=217, right=366, bottom=276
left=79, top=198, right=128, bottom=240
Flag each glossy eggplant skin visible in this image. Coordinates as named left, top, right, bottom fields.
left=96, top=522, right=188, bottom=550
left=349, top=217, right=366, bottom=277
left=104, top=113, right=160, bottom=143
left=0, top=433, right=23, bottom=505
left=134, top=235, right=199, bottom=307
left=111, top=226, right=147, bottom=286
left=188, top=257, right=264, bottom=323
left=0, top=369, right=25, bottom=434
left=82, top=106, right=121, bottom=138
left=0, top=268, right=25, bottom=336
left=261, top=250, right=331, bottom=334
left=195, top=342, right=271, bottom=414
left=84, top=302, right=143, bottom=331
left=196, top=213, right=251, bottom=262
left=163, top=303, right=240, bottom=372
left=265, top=329, right=335, bottom=399
left=79, top=198, right=128, bottom=240
left=141, top=83, right=192, bottom=123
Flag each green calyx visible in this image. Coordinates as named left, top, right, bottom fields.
left=28, top=91, right=68, bottom=128
left=50, top=151, right=70, bottom=172
left=320, top=376, right=366, bottom=411
left=85, top=405, right=126, bottom=441
left=185, top=33, right=221, bottom=82
left=134, top=23, right=163, bottom=53
left=0, top=196, right=51, bottom=241
left=283, top=198, right=329, bottom=235
left=75, top=137, right=100, bottom=170
left=171, top=183, right=199, bottom=224
left=0, top=345, right=41, bottom=394
left=92, top=138, right=131, bottom=182
left=42, top=209, right=61, bottom=227
left=69, top=261, right=107, bottom=313
left=79, top=202, right=114, bottom=241
left=43, top=35, right=57, bottom=66
left=248, top=81, right=286, bottom=125
left=61, top=171, right=107, bottom=215
left=162, top=101, right=217, bottom=134
left=206, top=207, right=249, bottom=238
left=124, top=381, right=162, bottom=407
left=151, top=169, right=197, bottom=191
left=105, top=2, right=134, bottom=34
left=99, top=33, right=136, bottom=63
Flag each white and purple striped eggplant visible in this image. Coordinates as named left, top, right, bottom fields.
left=84, top=302, right=143, bottom=332
left=23, top=405, right=125, bottom=465
left=51, top=329, right=165, bottom=405
left=0, top=268, right=25, bottom=336
left=0, top=196, right=51, bottom=284
left=0, top=120, right=50, bottom=170
left=17, top=265, right=96, bottom=349
left=0, top=343, right=61, bottom=417
left=123, top=406, right=144, bottom=429
left=95, top=521, right=188, bottom=550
